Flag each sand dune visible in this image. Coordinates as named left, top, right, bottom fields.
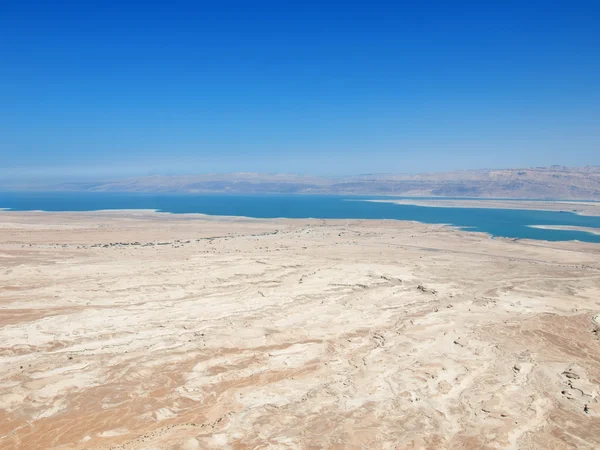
left=1, top=211, right=600, bottom=449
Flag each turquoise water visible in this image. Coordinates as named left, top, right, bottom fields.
left=2, top=192, right=600, bottom=243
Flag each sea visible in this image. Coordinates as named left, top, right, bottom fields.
left=1, top=192, right=600, bottom=243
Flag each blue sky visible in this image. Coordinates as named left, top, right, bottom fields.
left=1, top=1, right=599, bottom=179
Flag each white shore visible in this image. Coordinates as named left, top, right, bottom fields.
left=529, top=224, right=600, bottom=235
left=362, top=198, right=600, bottom=216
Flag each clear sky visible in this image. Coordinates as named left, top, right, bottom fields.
left=1, top=1, right=599, bottom=179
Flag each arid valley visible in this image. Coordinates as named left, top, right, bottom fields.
left=1, top=211, right=600, bottom=449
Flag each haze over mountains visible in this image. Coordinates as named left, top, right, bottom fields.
left=5, top=166, right=600, bottom=200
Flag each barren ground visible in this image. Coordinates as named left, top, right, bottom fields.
left=1, top=211, right=600, bottom=449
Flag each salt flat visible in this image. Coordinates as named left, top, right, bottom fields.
left=364, top=199, right=600, bottom=216
left=528, top=225, right=600, bottom=236
left=1, top=211, right=600, bottom=449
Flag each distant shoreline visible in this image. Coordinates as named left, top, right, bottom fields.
left=528, top=224, right=600, bottom=235
left=363, top=198, right=600, bottom=216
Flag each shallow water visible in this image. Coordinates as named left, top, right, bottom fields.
left=2, top=192, right=600, bottom=243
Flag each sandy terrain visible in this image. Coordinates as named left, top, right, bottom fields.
left=1, top=211, right=600, bottom=449
left=528, top=225, right=600, bottom=236
left=364, top=199, right=600, bottom=216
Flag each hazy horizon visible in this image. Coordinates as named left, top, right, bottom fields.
left=2, top=164, right=600, bottom=186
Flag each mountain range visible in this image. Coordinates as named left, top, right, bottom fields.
left=5, top=166, right=600, bottom=200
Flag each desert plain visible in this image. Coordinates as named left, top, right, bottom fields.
left=1, top=211, right=600, bottom=449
